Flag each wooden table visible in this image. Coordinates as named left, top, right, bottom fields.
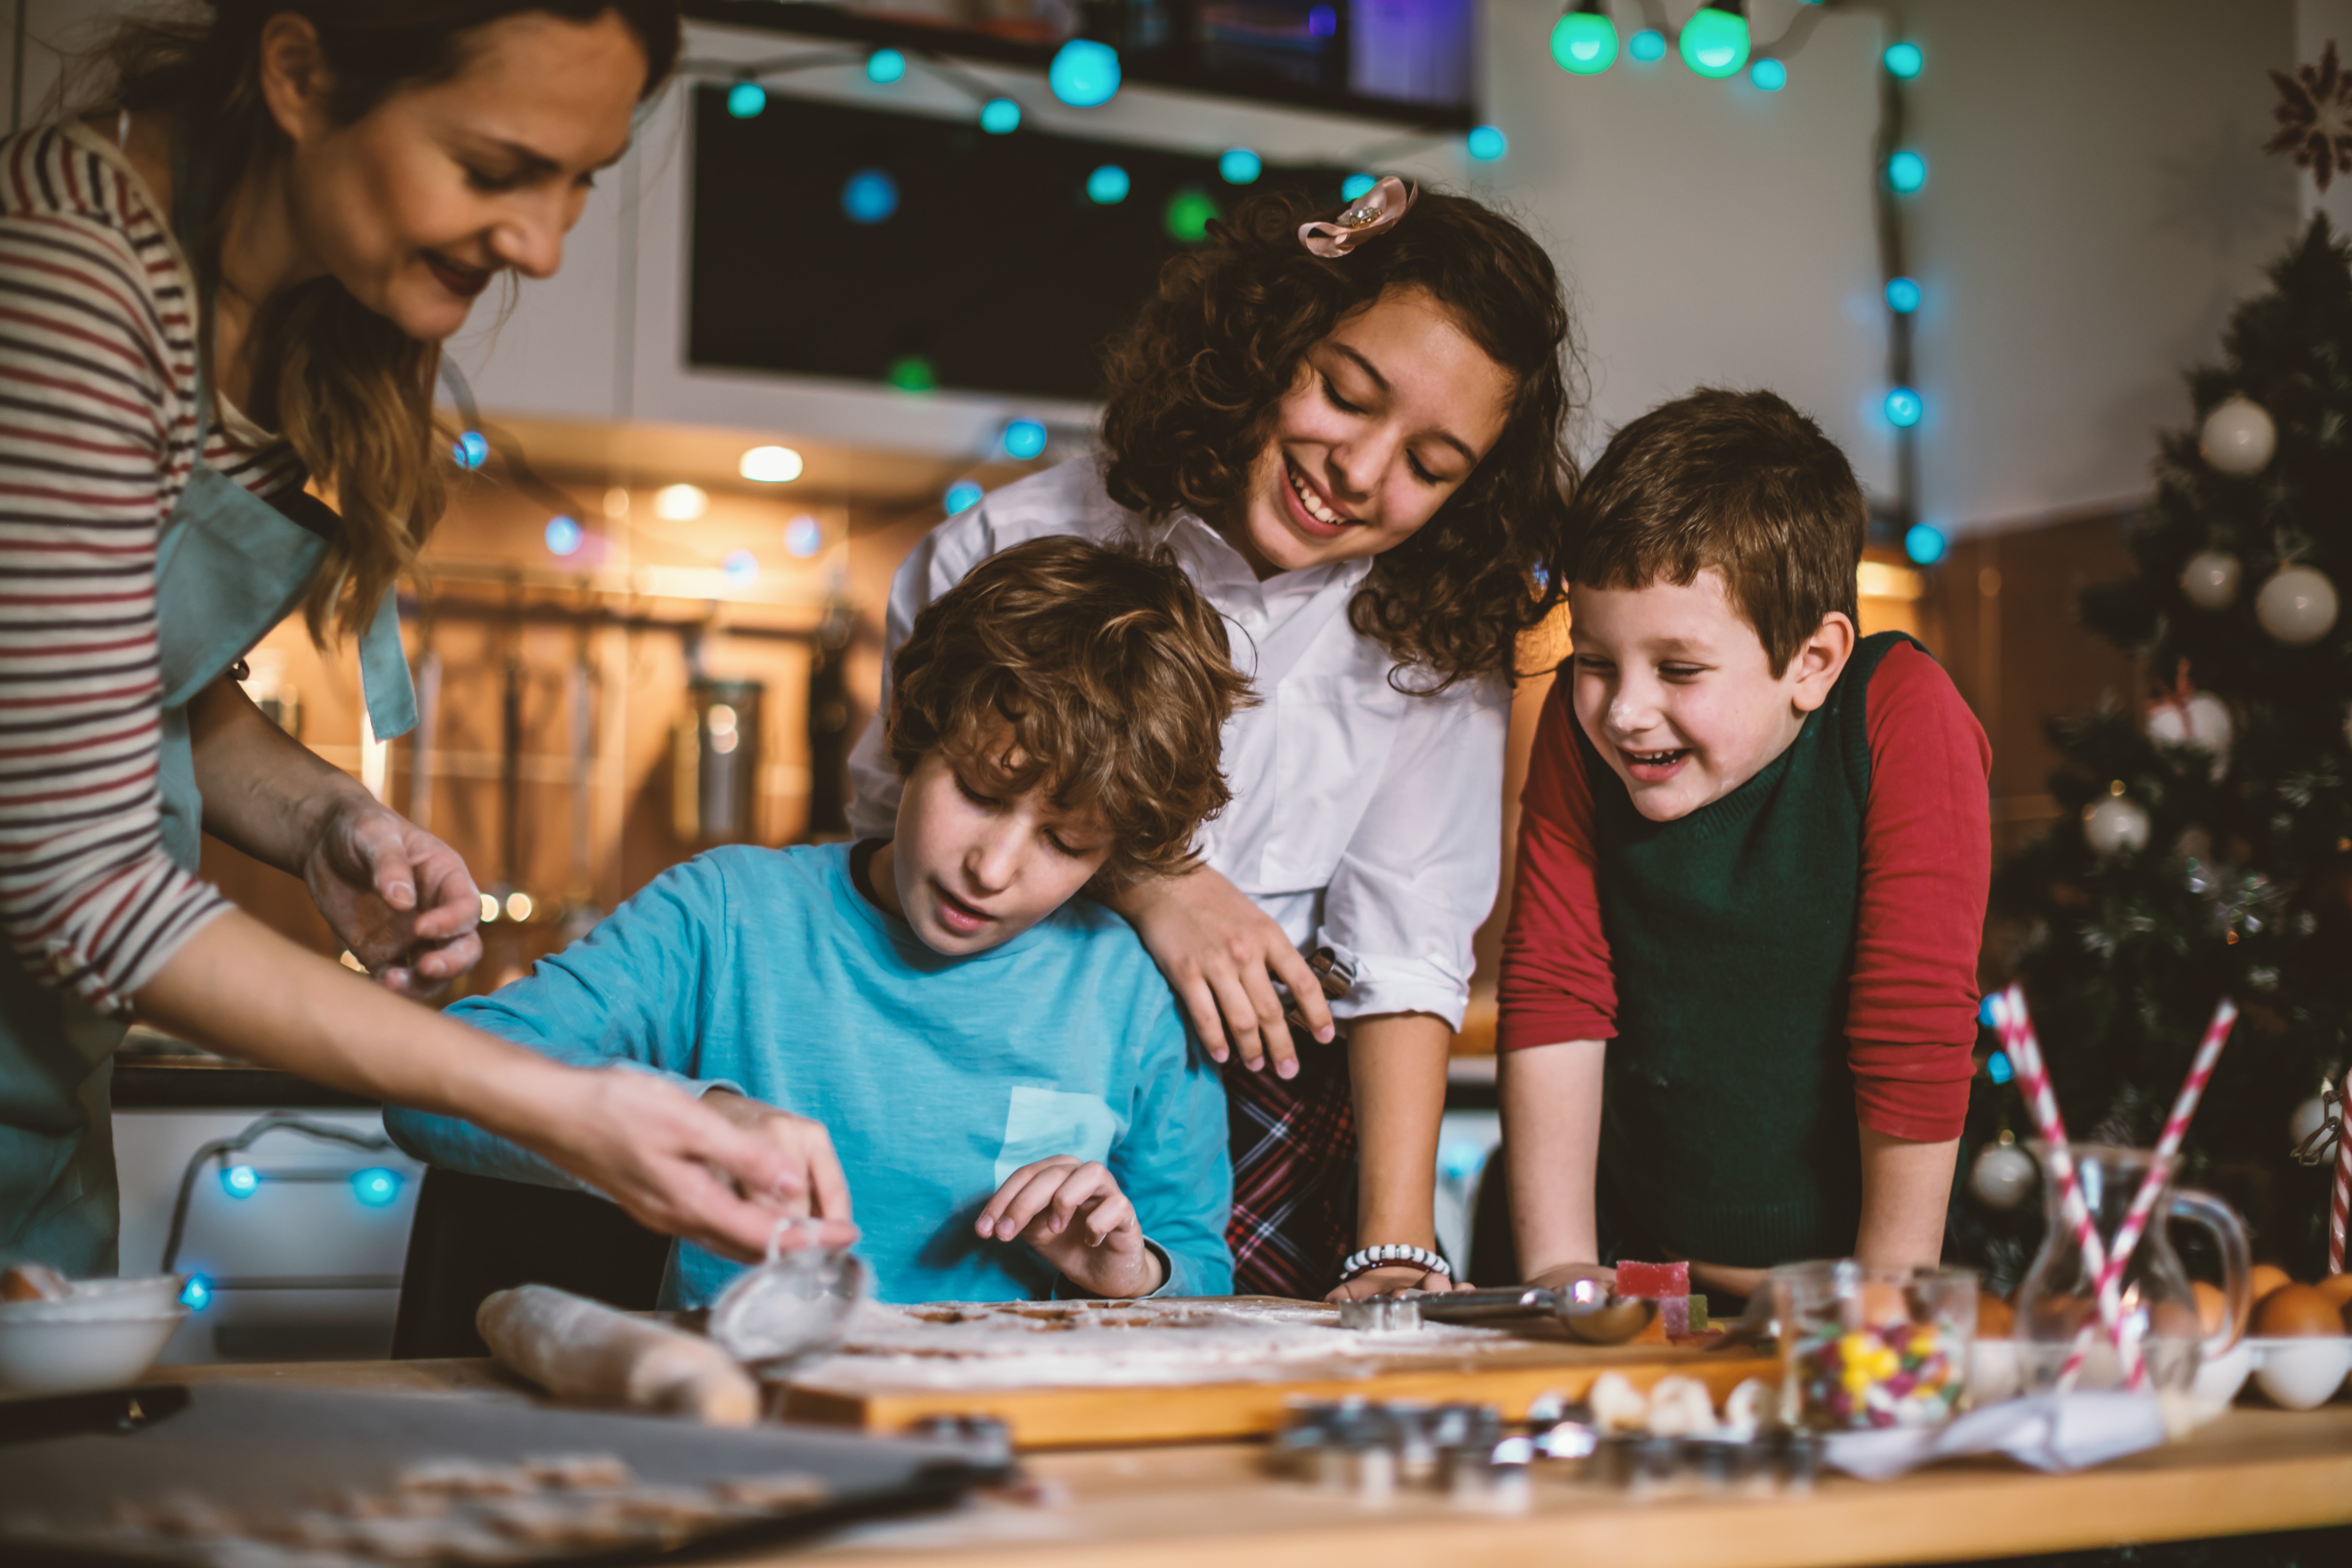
left=171, top=1359, right=2352, bottom=1568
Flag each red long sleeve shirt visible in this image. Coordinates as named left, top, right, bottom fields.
left=1497, top=640, right=1990, bottom=1142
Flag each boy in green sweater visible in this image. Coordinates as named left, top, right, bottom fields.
left=1494, top=389, right=1991, bottom=1305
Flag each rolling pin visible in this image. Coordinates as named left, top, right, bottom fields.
left=476, top=1285, right=760, bottom=1427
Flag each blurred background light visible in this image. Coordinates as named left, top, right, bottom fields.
left=1629, top=28, right=1666, bottom=62
left=1466, top=124, right=1508, bottom=161
left=784, top=515, right=824, bottom=558
left=1049, top=39, right=1121, bottom=106
left=543, top=515, right=581, bottom=556
left=1551, top=6, right=1618, bottom=74
left=725, top=81, right=766, bottom=118
left=1885, top=275, right=1923, bottom=313
left=351, top=1168, right=403, bottom=1208
left=865, top=48, right=906, bottom=84
left=1163, top=188, right=1218, bottom=243
left=1885, top=41, right=1924, bottom=79
left=944, top=479, right=985, bottom=513
left=722, top=550, right=760, bottom=587
left=739, top=444, right=804, bottom=482
left=842, top=168, right=899, bottom=223
left=1219, top=147, right=1262, bottom=185
left=1885, top=386, right=1924, bottom=426
left=1679, top=6, right=1751, bottom=78
left=1003, top=418, right=1049, bottom=460
left=1904, top=522, right=1948, bottom=564
left=1750, top=58, right=1787, bottom=91
left=1887, top=149, right=1928, bottom=193
left=1342, top=173, right=1377, bottom=200
left=979, top=97, right=1020, bottom=134
left=1087, top=164, right=1131, bottom=204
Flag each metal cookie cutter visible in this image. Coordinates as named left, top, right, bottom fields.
left=708, top=1216, right=870, bottom=1373
left=1338, top=1281, right=1658, bottom=1344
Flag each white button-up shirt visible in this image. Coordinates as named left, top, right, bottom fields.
left=846, top=458, right=1509, bottom=1029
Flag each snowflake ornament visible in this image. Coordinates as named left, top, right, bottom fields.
left=2267, top=41, right=2352, bottom=190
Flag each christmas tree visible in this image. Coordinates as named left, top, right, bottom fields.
left=1959, top=216, right=2349, bottom=1285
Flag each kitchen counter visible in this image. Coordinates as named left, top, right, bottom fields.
left=171, top=1358, right=2352, bottom=1567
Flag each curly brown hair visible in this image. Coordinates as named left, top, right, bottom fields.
left=886, top=536, right=1254, bottom=888
left=1099, top=187, right=1577, bottom=689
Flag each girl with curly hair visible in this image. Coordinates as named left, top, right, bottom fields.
left=848, top=179, right=1576, bottom=1300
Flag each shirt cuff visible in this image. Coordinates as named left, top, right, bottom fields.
left=1495, top=1004, right=1614, bottom=1052
left=1849, top=1038, right=1975, bottom=1142
left=1327, top=950, right=1471, bottom=1030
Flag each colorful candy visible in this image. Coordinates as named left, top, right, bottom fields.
left=1790, top=1319, right=1966, bottom=1430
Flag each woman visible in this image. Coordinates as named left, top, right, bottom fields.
left=0, top=1, right=849, bottom=1278
left=848, top=184, right=1576, bottom=1300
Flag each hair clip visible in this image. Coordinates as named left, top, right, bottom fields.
left=1298, top=176, right=1417, bottom=258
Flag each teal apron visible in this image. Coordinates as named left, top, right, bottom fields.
left=0, top=418, right=416, bottom=1276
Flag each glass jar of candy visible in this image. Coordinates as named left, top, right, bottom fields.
left=1772, top=1261, right=1976, bottom=1430
left=2011, top=1143, right=2250, bottom=1398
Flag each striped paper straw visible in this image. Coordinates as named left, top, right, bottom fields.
left=1996, top=984, right=2141, bottom=1385
left=2331, top=1096, right=2348, bottom=1276
left=2058, top=998, right=2238, bottom=1390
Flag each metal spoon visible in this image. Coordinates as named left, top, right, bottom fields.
left=1338, top=1281, right=1658, bottom=1344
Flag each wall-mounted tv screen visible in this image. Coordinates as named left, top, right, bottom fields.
left=688, top=86, right=1357, bottom=402
left=686, top=0, right=1477, bottom=128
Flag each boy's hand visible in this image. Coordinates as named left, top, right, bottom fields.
left=701, top=1090, right=857, bottom=1236
left=976, top=1157, right=1165, bottom=1299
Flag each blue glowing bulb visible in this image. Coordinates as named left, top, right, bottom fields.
left=1086, top=163, right=1130, bottom=204
left=1987, top=1050, right=2015, bottom=1085
left=1308, top=5, right=1338, bottom=39
left=1466, top=124, right=1508, bottom=162
left=785, top=515, right=823, bottom=557
left=726, top=81, right=767, bottom=119
left=722, top=549, right=759, bottom=587
left=180, top=1275, right=212, bottom=1311
left=1749, top=58, right=1787, bottom=91
left=1887, top=149, right=1927, bottom=193
left=544, top=515, right=581, bottom=557
left=1978, top=994, right=2001, bottom=1028
left=841, top=168, right=899, bottom=224
left=1884, top=41, right=1923, bottom=79
left=1003, top=418, right=1049, bottom=461
left=1885, top=386, right=1924, bottom=427
left=866, top=48, right=906, bottom=84
left=350, top=1167, right=403, bottom=1208
left=451, top=430, right=488, bottom=470
left=220, top=1163, right=260, bottom=1199
left=1341, top=173, right=1377, bottom=201
left=1629, top=28, right=1666, bottom=62
left=1904, top=522, right=1947, bottom=565
left=979, top=97, right=1021, bottom=134
left=1885, top=275, right=1922, bottom=314
left=1219, top=147, right=1262, bottom=185
left=944, top=479, right=985, bottom=514
left=1049, top=39, right=1121, bottom=107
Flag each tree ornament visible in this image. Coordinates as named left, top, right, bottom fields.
left=2291, top=1092, right=2331, bottom=1151
left=2265, top=41, right=2352, bottom=192
left=2179, top=551, right=2243, bottom=609
left=2146, top=689, right=2233, bottom=780
left=2255, top=563, right=2340, bottom=645
left=2082, top=791, right=2151, bottom=856
left=2198, top=395, right=2277, bottom=474
left=1970, top=1134, right=2036, bottom=1211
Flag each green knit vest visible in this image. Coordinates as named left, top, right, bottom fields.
left=1578, top=632, right=1916, bottom=1269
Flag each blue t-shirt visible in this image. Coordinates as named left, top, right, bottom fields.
left=384, top=842, right=1232, bottom=1305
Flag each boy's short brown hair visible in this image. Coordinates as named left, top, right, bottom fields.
left=1566, top=388, right=1866, bottom=675
left=887, top=536, right=1252, bottom=887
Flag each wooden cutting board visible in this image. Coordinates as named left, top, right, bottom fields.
left=777, top=1297, right=1776, bottom=1449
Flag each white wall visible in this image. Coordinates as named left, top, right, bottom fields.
left=2, top=1, right=2312, bottom=535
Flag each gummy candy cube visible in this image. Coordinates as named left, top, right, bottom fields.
left=1615, top=1261, right=1689, bottom=1299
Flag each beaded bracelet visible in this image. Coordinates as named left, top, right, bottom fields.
left=1339, top=1244, right=1452, bottom=1283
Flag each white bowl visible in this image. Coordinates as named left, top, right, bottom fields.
left=1971, top=1338, right=2020, bottom=1405
left=0, top=1307, right=186, bottom=1395
left=2247, top=1337, right=2352, bottom=1411
left=2189, top=1338, right=2254, bottom=1412
left=0, top=1274, right=186, bottom=1323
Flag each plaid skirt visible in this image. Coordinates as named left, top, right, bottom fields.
left=1223, top=1034, right=1357, bottom=1300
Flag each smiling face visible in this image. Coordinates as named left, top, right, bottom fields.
left=871, top=746, right=1115, bottom=957
left=263, top=11, right=645, bottom=342
left=1568, top=569, right=1855, bottom=822
left=1222, top=285, right=1514, bottom=580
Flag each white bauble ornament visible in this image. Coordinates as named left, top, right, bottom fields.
left=2289, top=1094, right=2329, bottom=1151
left=2179, top=551, right=2243, bottom=610
left=2145, top=691, right=2233, bottom=780
left=2254, top=564, right=2339, bottom=645
left=2082, top=794, right=2151, bottom=856
left=1970, top=1139, right=2037, bottom=1211
left=2199, top=395, right=2277, bottom=475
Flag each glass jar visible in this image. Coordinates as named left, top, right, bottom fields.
left=1773, top=1261, right=1977, bottom=1430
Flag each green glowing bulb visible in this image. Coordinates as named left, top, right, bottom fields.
left=1678, top=6, right=1751, bottom=79
left=1163, top=188, right=1219, bottom=245
left=1551, top=10, right=1618, bottom=75
left=886, top=355, right=936, bottom=393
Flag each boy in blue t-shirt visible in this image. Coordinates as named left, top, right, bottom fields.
left=387, top=537, right=1252, bottom=1305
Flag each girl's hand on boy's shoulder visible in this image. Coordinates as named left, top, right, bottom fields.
left=1326, top=1265, right=1471, bottom=1302
left=1106, top=866, right=1333, bottom=1079
left=699, top=1090, right=856, bottom=1234
left=977, top=1156, right=1165, bottom=1299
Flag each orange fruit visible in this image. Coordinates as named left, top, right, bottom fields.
left=1976, top=1291, right=2015, bottom=1338
left=2249, top=1263, right=2294, bottom=1304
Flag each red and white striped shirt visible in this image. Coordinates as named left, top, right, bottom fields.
left=0, top=120, right=302, bottom=1016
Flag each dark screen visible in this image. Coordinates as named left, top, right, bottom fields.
left=687, top=87, right=1357, bottom=402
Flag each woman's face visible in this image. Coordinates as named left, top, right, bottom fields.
left=264, top=11, right=646, bottom=342
left=1225, top=285, right=1514, bottom=580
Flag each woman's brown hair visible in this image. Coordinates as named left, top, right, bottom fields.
left=96, top=1, right=681, bottom=641
left=1099, top=187, right=1578, bottom=689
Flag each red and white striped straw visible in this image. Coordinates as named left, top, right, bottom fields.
left=2058, top=998, right=2238, bottom=1390
left=1996, top=984, right=2141, bottom=1384
left=2330, top=1095, right=2348, bottom=1276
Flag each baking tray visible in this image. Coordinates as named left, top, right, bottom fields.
left=0, top=1381, right=1007, bottom=1567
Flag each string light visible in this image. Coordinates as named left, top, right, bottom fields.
left=504, top=891, right=534, bottom=922
left=1884, top=41, right=1923, bottom=79
left=1885, top=387, right=1924, bottom=427
left=1551, top=2, right=1619, bottom=75
left=1219, top=148, right=1263, bottom=185
left=350, top=1168, right=403, bottom=1208
left=865, top=48, right=906, bottom=84
left=785, top=515, right=824, bottom=557
left=979, top=97, right=1020, bottom=134
left=1086, top=164, right=1131, bottom=204
left=1904, top=523, right=1948, bottom=565
left=1466, top=124, right=1508, bottom=161
left=1679, top=5, right=1752, bottom=79
left=1164, top=188, right=1218, bottom=244
left=180, top=1276, right=212, bottom=1311
left=944, top=479, right=985, bottom=513
left=1750, top=58, right=1787, bottom=91
left=451, top=430, right=488, bottom=470
left=842, top=168, right=900, bottom=223
left=1629, top=28, right=1666, bottom=62
left=1002, top=418, right=1049, bottom=460
left=1887, top=149, right=1927, bottom=193
left=739, top=445, right=803, bottom=482
left=1049, top=38, right=1120, bottom=107
left=544, top=515, right=582, bottom=556
left=1308, top=5, right=1338, bottom=38
left=220, top=1164, right=260, bottom=1199
left=1342, top=173, right=1377, bottom=200
left=725, top=81, right=766, bottom=119
left=1885, top=276, right=1922, bottom=313
left=888, top=355, right=936, bottom=392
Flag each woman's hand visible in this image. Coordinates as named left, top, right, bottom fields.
left=975, top=1156, right=1164, bottom=1299
left=1107, top=866, right=1334, bottom=1078
left=700, top=1090, right=855, bottom=1228
left=302, top=794, right=483, bottom=997
left=1327, top=1263, right=1469, bottom=1302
